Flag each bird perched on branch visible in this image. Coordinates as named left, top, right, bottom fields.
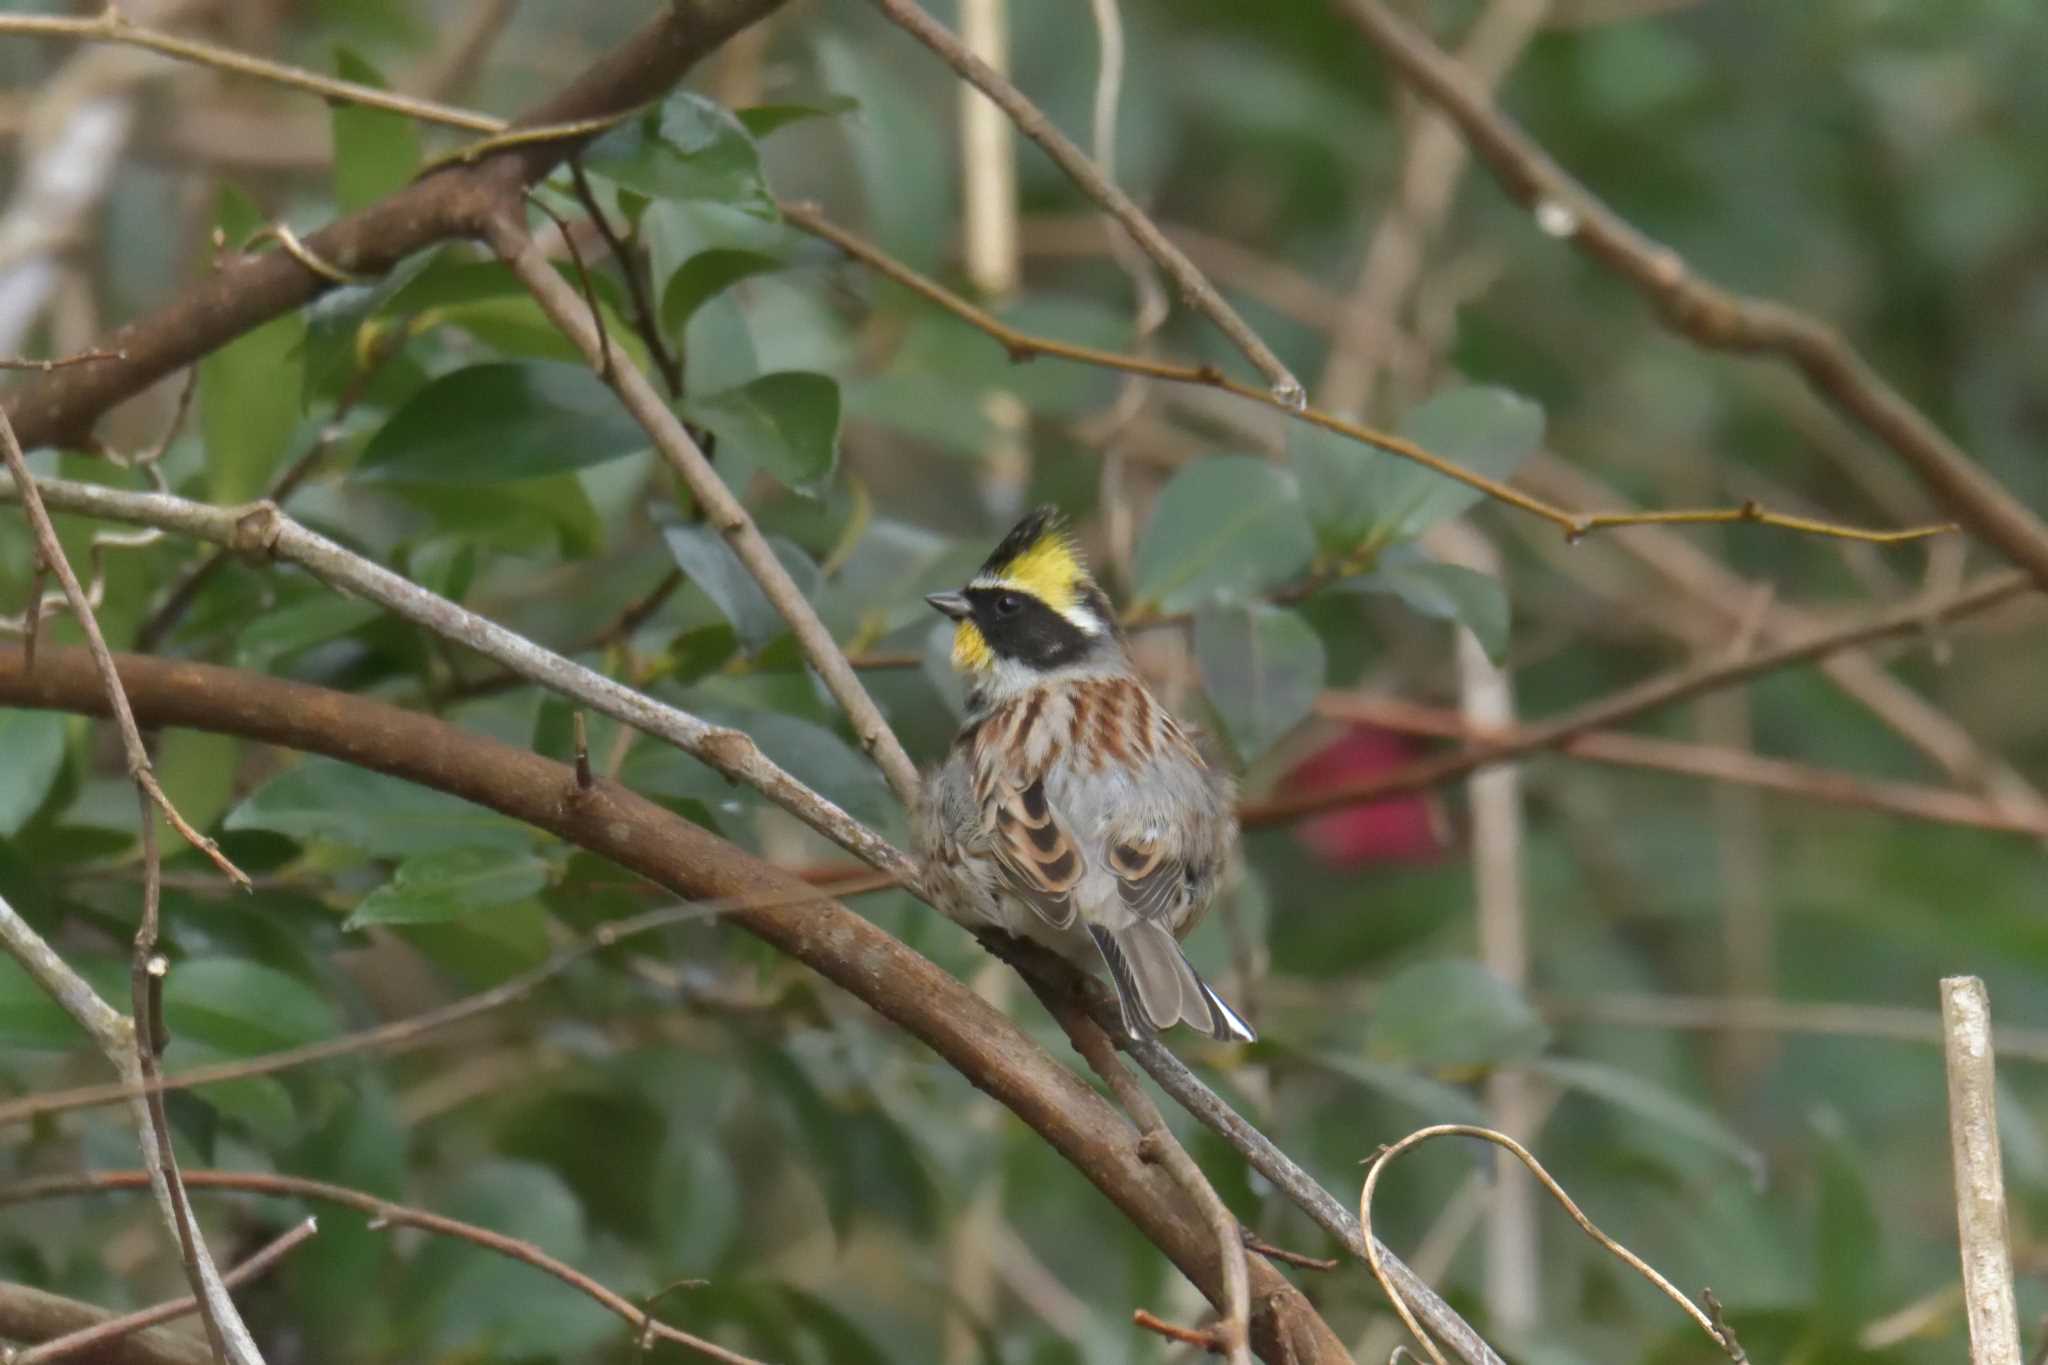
left=916, top=507, right=1255, bottom=1043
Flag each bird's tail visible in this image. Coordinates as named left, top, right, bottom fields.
left=1088, top=922, right=1256, bottom=1044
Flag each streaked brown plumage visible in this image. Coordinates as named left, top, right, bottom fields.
left=915, top=507, right=1254, bottom=1043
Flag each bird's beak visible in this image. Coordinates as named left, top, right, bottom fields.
left=925, top=590, right=972, bottom=621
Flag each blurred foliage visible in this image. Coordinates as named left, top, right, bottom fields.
left=2, top=1, right=2047, bottom=1363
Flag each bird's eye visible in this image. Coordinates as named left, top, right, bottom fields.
left=993, top=593, right=1024, bottom=617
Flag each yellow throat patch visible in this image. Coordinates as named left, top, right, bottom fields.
left=950, top=518, right=1088, bottom=673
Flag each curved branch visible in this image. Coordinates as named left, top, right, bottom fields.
left=0, top=643, right=1350, bottom=1365
left=1332, top=0, right=2048, bottom=588
left=1, top=0, right=785, bottom=450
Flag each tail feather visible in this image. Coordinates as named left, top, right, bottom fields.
left=1088, top=922, right=1257, bottom=1044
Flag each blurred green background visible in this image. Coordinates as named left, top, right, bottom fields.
left=3, top=0, right=2048, bottom=1361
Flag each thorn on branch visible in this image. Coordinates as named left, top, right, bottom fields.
left=1134, top=1307, right=1227, bottom=1354
left=1242, top=1228, right=1340, bottom=1272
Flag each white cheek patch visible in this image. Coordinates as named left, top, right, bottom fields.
left=970, top=575, right=1105, bottom=635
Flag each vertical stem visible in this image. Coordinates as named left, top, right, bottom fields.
left=1941, top=976, right=2021, bottom=1365
left=1437, top=525, right=1537, bottom=1336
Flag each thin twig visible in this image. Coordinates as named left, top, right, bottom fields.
left=1315, top=692, right=2048, bottom=838
left=867, top=0, right=1304, bottom=407
left=0, top=1172, right=766, bottom=1365
left=0, top=397, right=260, bottom=1364
left=1242, top=568, right=2033, bottom=825
left=1, top=470, right=918, bottom=883
left=0, top=348, right=125, bottom=370
left=1034, top=980, right=1253, bottom=1365
left=1244, top=1234, right=1340, bottom=1273
left=1331, top=0, right=2048, bottom=588
left=1133, top=1307, right=1227, bottom=1352
left=0, top=12, right=501, bottom=131
left=1359, top=1123, right=1735, bottom=1365
left=485, top=208, right=924, bottom=809
left=568, top=159, right=683, bottom=397
left=10, top=1217, right=318, bottom=1365
left=1941, top=977, right=2023, bottom=1365
left=783, top=200, right=1954, bottom=548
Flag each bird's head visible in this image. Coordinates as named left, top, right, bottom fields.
left=925, top=506, right=1119, bottom=676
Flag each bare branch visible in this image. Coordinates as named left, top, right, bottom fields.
left=0, top=644, right=1364, bottom=1363
left=1331, top=0, right=2048, bottom=588
left=1242, top=568, right=2033, bottom=825
left=0, top=1173, right=763, bottom=1365
left=866, top=0, right=1305, bottom=407
left=0, top=470, right=916, bottom=883
left=1942, top=977, right=2023, bottom=1365
left=11, top=1217, right=317, bottom=1365
left=782, top=201, right=1954, bottom=548
left=0, top=396, right=257, bottom=1364
left=1360, top=1124, right=1743, bottom=1365
left=3, top=0, right=786, bottom=452
left=1316, top=693, right=2048, bottom=839
left=485, top=209, right=925, bottom=809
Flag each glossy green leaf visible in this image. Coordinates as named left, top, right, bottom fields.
left=164, top=957, right=337, bottom=1055
left=0, top=954, right=126, bottom=1049
left=357, top=362, right=648, bottom=482
left=1532, top=1056, right=1763, bottom=1176
left=1193, top=602, right=1325, bottom=764
left=345, top=848, right=550, bottom=929
left=0, top=710, right=66, bottom=835
left=736, top=95, right=860, bottom=140
left=1293, top=385, right=1543, bottom=553
left=1813, top=1113, right=1883, bottom=1335
left=1131, top=456, right=1315, bottom=613
left=1366, top=960, right=1550, bottom=1076
left=225, top=756, right=530, bottom=856
left=331, top=50, right=420, bottom=212
left=202, top=186, right=307, bottom=501
left=233, top=594, right=385, bottom=669
left=580, top=90, right=774, bottom=218
left=660, top=248, right=783, bottom=336
left=661, top=523, right=822, bottom=653
left=1343, top=553, right=1511, bottom=663
left=682, top=370, right=840, bottom=492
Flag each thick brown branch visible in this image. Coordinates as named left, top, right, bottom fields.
left=1, top=0, right=784, bottom=451
left=1333, top=0, right=2048, bottom=587
left=0, top=644, right=1347, bottom=1365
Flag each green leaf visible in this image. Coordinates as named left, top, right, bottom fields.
left=330, top=50, right=421, bottom=212
left=164, top=957, right=337, bottom=1055
left=345, top=848, right=550, bottom=929
left=682, top=370, right=840, bottom=493
left=581, top=90, right=774, bottom=218
left=202, top=187, right=307, bottom=501
left=661, top=524, right=822, bottom=653
left=1131, top=456, right=1315, bottom=614
left=357, top=362, right=648, bottom=482
left=1193, top=603, right=1325, bottom=764
left=1531, top=1056, right=1763, bottom=1176
left=736, top=95, right=860, bottom=140
left=1812, top=1112, right=1883, bottom=1335
left=233, top=593, right=385, bottom=669
left=226, top=757, right=530, bottom=857
left=0, top=954, right=127, bottom=1049
left=1343, top=553, right=1511, bottom=663
left=0, top=710, right=66, bottom=835
left=1366, top=960, right=1550, bottom=1076
left=660, top=248, right=783, bottom=336
left=1308, top=1051, right=1487, bottom=1125
left=1293, top=385, right=1543, bottom=553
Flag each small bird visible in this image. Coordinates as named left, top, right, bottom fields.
left=915, top=506, right=1256, bottom=1043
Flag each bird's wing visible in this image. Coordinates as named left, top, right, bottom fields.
left=988, top=775, right=1084, bottom=929
left=1105, top=834, right=1193, bottom=926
